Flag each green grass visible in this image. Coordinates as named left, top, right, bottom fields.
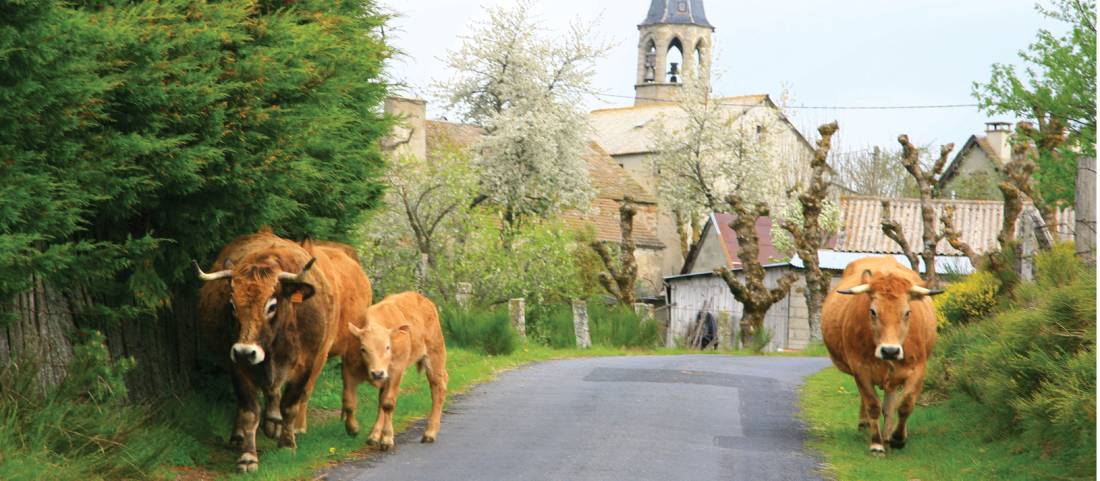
left=800, top=367, right=1082, bottom=481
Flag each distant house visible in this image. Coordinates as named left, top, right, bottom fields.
left=665, top=213, right=818, bottom=352
left=937, top=121, right=1014, bottom=200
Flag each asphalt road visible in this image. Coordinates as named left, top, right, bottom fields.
left=322, top=355, right=832, bottom=481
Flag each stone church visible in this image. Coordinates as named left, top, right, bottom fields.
left=384, top=0, right=814, bottom=301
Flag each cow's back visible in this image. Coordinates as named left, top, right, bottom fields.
left=374, top=292, right=445, bottom=364
left=311, top=241, right=373, bottom=358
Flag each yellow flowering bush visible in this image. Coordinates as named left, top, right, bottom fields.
left=935, top=271, right=1001, bottom=327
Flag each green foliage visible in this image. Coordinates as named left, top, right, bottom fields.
left=527, top=301, right=658, bottom=349
left=587, top=302, right=659, bottom=348
left=439, top=304, right=519, bottom=356
left=771, top=199, right=841, bottom=255
left=738, top=327, right=773, bottom=353
left=926, top=249, right=1096, bottom=476
left=935, top=271, right=1001, bottom=327
left=1, top=0, right=390, bottom=320
left=972, top=0, right=1096, bottom=207
left=0, top=331, right=202, bottom=480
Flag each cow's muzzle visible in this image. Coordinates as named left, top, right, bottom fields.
left=231, top=343, right=266, bottom=365
left=370, top=369, right=387, bottom=381
left=876, top=344, right=903, bottom=361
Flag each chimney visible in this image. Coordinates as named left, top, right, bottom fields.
left=383, top=97, right=428, bottom=160
left=984, top=121, right=1012, bottom=163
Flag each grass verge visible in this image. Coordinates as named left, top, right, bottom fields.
left=800, top=367, right=1081, bottom=481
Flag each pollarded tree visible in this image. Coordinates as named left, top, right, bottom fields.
left=777, top=121, right=840, bottom=342
left=880, top=136, right=955, bottom=288
left=714, top=194, right=798, bottom=352
left=435, top=0, right=610, bottom=238
left=591, top=197, right=639, bottom=305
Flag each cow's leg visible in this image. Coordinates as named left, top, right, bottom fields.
left=857, top=393, right=871, bottom=432
left=229, top=371, right=251, bottom=447
left=378, top=370, right=405, bottom=451
left=262, top=389, right=284, bottom=439
left=232, top=369, right=262, bottom=472
left=890, top=369, right=925, bottom=449
left=883, top=384, right=905, bottom=448
left=276, top=364, right=316, bottom=449
left=292, top=355, right=328, bottom=435
left=366, top=385, right=387, bottom=446
left=341, top=362, right=362, bottom=437
left=854, top=374, right=886, bottom=456
left=422, top=355, right=449, bottom=443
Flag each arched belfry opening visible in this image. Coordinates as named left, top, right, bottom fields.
left=634, top=0, right=714, bottom=105
left=666, top=38, right=684, bottom=83
left=643, top=39, right=658, bottom=83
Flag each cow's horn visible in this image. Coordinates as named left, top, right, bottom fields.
left=910, top=285, right=944, bottom=296
left=193, top=260, right=232, bottom=281
left=278, top=258, right=316, bottom=282
left=837, top=284, right=870, bottom=295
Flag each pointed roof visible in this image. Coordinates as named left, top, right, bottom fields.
left=640, top=0, right=713, bottom=29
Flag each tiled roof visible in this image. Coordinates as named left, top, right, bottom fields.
left=836, top=195, right=1075, bottom=255
left=587, top=95, right=767, bottom=156
left=425, top=120, right=484, bottom=153
left=641, top=0, right=713, bottom=28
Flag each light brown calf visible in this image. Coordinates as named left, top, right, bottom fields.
left=822, top=256, right=941, bottom=456
left=345, top=292, right=448, bottom=450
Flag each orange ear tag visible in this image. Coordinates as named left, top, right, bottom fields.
left=290, top=291, right=304, bottom=304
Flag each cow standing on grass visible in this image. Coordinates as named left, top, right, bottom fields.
left=346, top=292, right=448, bottom=450
left=195, top=228, right=372, bottom=472
left=821, top=256, right=941, bottom=456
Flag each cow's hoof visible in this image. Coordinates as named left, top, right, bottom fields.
left=366, top=435, right=381, bottom=446
left=869, top=443, right=886, bottom=457
left=346, top=422, right=360, bottom=437
left=237, top=452, right=259, bottom=473
left=889, top=434, right=907, bottom=449
left=277, top=434, right=297, bottom=449
left=379, top=439, right=395, bottom=451
left=421, top=434, right=436, bottom=443
left=228, top=432, right=244, bottom=448
left=262, top=419, right=282, bottom=439
left=857, top=421, right=870, bottom=432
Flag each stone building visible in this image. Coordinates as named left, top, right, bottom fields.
left=589, top=0, right=815, bottom=296
left=937, top=121, right=1015, bottom=200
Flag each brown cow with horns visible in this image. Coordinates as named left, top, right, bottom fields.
left=195, top=228, right=372, bottom=472
left=821, top=256, right=942, bottom=456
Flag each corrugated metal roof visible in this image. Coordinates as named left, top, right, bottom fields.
left=836, top=195, right=1074, bottom=255
left=587, top=95, right=766, bottom=156
left=790, top=249, right=974, bottom=275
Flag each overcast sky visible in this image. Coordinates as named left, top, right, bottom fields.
left=380, top=0, right=1061, bottom=153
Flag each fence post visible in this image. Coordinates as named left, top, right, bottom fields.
left=1077, top=155, right=1096, bottom=267
left=508, top=298, right=526, bottom=338
left=717, top=310, right=732, bottom=350
left=572, top=299, right=591, bottom=349
left=455, top=282, right=472, bottom=308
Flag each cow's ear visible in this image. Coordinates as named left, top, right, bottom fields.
left=392, top=324, right=411, bottom=335
left=860, top=269, right=873, bottom=284
left=281, top=281, right=316, bottom=302
left=348, top=322, right=364, bottom=337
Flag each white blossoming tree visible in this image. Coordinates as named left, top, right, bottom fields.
left=435, top=0, right=610, bottom=238
left=649, top=73, right=806, bottom=350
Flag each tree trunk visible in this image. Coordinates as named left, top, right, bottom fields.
left=0, top=274, right=78, bottom=394
left=1077, top=155, right=1096, bottom=266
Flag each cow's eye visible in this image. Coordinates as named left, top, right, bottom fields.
left=360, top=347, right=367, bottom=353
left=869, top=308, right=878, bottom=318
left=386, top=345, right=391, bottom=352
left=265, top=298, right=277, bottom=319
left=229, top=299, right=236, bottom=312
left=903, top=310, right=911, bottom=320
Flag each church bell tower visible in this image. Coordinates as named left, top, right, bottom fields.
left=635, top=0, right=714, bottom=106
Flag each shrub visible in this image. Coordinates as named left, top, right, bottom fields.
left=526, top=304, right=577, bottom=348
left=588, top=302, right=659, bottom=348
left=935, top=270, right=1001, bottom=326
left=0, top=331, right=202, bottom=480
left=926, top=248, right=1095, bottom=476
left=439, top=305, right=519, bottom=355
